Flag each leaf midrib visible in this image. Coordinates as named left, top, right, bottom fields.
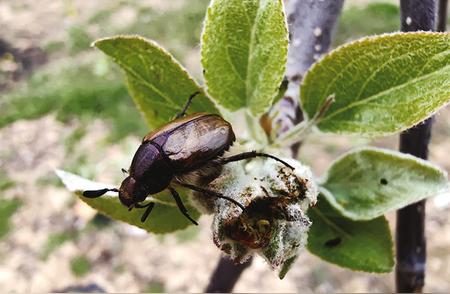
left=313, top=207, right=351, bottom=238
left=319, top=63, right=450, bottom=124
left=352, top=46, right=427, bottom=103
left=304, top=34, right=450, bottom=117
left=116, top=45, right=182, bottom=109
left=244, top=0, right=263, bottom=107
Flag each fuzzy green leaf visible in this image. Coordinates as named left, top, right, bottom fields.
left=55, top=170, right=200, bottom=234
left=301, top=32, right=450, bottom=136
left=307, top=197, right=394, bottom=273
left=321, top=147, right=449, bottom=220
left=201, top=0, right=288, bottom=116
left=278, top=255, right=298, bottom=279
left=94, top=36, right=218, bottom=129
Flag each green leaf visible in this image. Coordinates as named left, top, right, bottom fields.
left=278, top=255, right=298, bottom=279
left=307, top=196, right=394, bottom=273
left=55, top=170, right=200, bottom=234
left=201, top=0, right=288, bottom=116
left=301, top=32, right=450, bottom=136
left=94, top=36, right=219, bottom=129
left=320, top=147, right=449, bottom=220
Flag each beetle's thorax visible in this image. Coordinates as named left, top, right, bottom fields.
left=124, top=142, right=173, bottom=204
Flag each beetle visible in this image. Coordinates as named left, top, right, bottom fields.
left=83, top=92, right=294, bottom=225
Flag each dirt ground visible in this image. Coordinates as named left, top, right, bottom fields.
left=1, top=0, right=449, bottom=292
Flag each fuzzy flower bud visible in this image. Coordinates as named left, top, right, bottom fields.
left=193, top=157, right=318, bottom=277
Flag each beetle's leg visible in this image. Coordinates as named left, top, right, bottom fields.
left=168, top=187, right=198, bottom=225
left=175, top=91, right=200, bottom=119
left=139, top=202, right=155, bottom=223
left=82, top=188, right=119, bottom=198
left=176, top=182, right=245, bottom=211
left=220, top=151, right=294, bottom=170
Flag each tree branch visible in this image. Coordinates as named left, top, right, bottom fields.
left=204, top=1, right=344, bottom=292
left=396, top=0, right=436, bottom=292
left=276, top=0, right=344, bottom=155
left=437, top=0, right=448, bottom=32
left=204, top=257, right=252, bottom=293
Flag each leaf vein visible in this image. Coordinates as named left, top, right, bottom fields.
left=320, top=64, right=450, bottom=124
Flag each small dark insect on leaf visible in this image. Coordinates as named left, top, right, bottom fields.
left=380, top=178, right=388, bottom=185
left=324, top=237, right=342, bottom=247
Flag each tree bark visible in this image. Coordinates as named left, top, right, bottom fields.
left=396, top=0, right=436, bottom=292
left=204, top=257, right=252, bottom=293
left=277, top=0, right=345, bottom=156
left=437, top=0, right=448, bottom=32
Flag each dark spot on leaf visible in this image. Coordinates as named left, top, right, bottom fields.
left=324, top=237, right=341, bottom=247
left=380, top=178, right=388, bottom=185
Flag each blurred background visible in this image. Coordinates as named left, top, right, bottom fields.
left=1, top=0, right=449, bottom=292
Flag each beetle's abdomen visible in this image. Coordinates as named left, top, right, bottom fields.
left=154, top=114, right=235, bottom=171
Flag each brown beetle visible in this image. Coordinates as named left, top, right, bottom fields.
left=83, top=93, right=293, bottom=225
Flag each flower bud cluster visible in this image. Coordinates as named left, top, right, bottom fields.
left=193, top=157, right=318, bottom=276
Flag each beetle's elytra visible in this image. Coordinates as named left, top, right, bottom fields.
left=83, top=93, right=294, bottom=225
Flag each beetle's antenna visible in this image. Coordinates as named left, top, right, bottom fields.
left=121, top=168, right=128, bottom=174
left=175, top=91, right=201, bottom=119
left=82, top=188, right=119, bottom=198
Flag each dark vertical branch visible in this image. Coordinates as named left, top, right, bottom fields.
left=437, top=0, right=448, bottom=32
left=396, top=0, right=436, bottom=292
left=205, top=257, right=253, bottom=293
left=204, top=2, right=344, bottom=292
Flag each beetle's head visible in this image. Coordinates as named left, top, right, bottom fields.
left=82, top=176, right=147, bottom=208
left=118, top=176, right=147, bottom=208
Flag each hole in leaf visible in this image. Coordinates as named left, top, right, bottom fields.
left=380, top=178, right=388, bottom=185
left=324, top=237, right=341, bottom=247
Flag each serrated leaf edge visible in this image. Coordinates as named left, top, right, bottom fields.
left=318, top=147, right=450, bottom=220
left=200, top=0, right=289, bottom=116
left=307, top=212, right=394, bottom=273
left=300, top=31, right=450, bottom=136
left=93, top=35, right=219, bottom=124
